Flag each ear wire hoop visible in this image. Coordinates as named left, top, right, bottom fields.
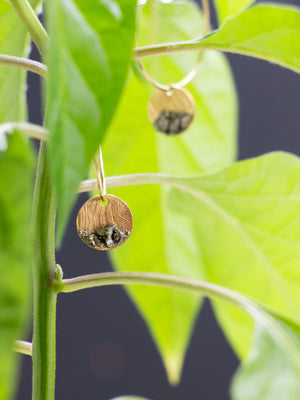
left=93, top=145, right=106, bottom=202
left=136, top=0, right=210, bottom=90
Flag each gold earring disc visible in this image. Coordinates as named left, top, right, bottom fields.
left=76, top=194, right=133, bottom=251
left=148, top=88, right=195, bottom=135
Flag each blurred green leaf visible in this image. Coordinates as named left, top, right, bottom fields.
left=232, top=317, right=300, bottom=400
left=213, top=0, right=255, bottom=23
left=104, top=150, right=300, bottom=387
left=0, top=2, right=39, bottom=399
left=102, top=0, right=237, bottom=383
left=198, top=4, right=300, bottom=74
left=45, top=0, right=137, bottom=244
left=159, top=152, right=300, bottom=361
left=0, top=129, right=34, bottom=400
left=0, top=0, right=40, bottom=122
left=193, top=280, right=300, bottom=400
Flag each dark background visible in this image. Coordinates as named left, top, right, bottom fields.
left=16, top=0, right=300, bottom=399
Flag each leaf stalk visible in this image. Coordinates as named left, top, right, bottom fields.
left=0, top=54, right=47, bottom=77
left=14, top=340, right=32, bottom=356
left=134, top=37, right=209, bottom=59
left=79, top=173, right=184, bottom=193
left=56, top=271, right=300, bottom=366
left=0, top=122, right=48, bottom=141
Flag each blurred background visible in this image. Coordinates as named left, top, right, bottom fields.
left=16, top=0, right=300, bottom=398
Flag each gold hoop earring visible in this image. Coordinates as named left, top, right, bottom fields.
left=136, top=0, right=210, bottom=135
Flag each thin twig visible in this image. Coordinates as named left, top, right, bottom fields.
left=0, top=122, right=48, bottom=141
left=134, top=37, right=209, bottom=59
left=78, top=173, right=181, bottom=193
left=57, top=271, right=300, bottom=365
left=14, top=340, right=32, bottom=356
left=0, top=54, right=47, bottom=78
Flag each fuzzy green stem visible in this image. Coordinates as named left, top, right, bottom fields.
left=58, top=272, right=257, bottom=314
left=0, top=54, right=47, bottom=77
left=0, top=122, right=48, bottom=141
left=134, top=38, right=208, bottom=59
left=31, top=142, right=57, bottom=400
left=56, top=271, right=299, bottom=362
left=79, top=173, right=183, bottom=193
left=14, top=340, right=32, bottom=356
left=9, top=0, right=49, bottom=57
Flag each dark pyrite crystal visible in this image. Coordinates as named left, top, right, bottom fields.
left=154, top=110, right=193, bottom=135
left=78, top=224, right=130, bottom=250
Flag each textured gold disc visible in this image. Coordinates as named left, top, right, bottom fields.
left=148, top=88, right=195, bottom=135
left=76, top=194, right=133, bottom=250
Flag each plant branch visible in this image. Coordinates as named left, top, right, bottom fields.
left=57, top=271, right=299, bottom=360
left=9, top=0, right=49, bottom=57
left=134, top=37, right=300, bottom=75
left=31, top=143, right=57, bottom=400
left=0, top=54, right=47, bottom=77
left=0, top=122, right=48, bottom=141
left=14, top=340, right=32, bottom=356
left=57, top=271, right=267, bottom=318
left=78, top=173, right=184, bottom=193
left=134, top=37, right=209, bottom=59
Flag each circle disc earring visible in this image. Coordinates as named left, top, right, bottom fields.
left=135, top=0, right=210, bottom=135
left=148, top=88, right=195, bottom=135
left=76, top=146, right=133, bottom=251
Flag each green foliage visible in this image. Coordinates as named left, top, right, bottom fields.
left=0, top=129, right=34, bottom=400
left=102, top=0, right=237, bottom=383
left=45, top=0, right=137, bottom=244
left=213, top=0, right=255, bottom=23
left=199, top=282, right=300, bottom=400
left=198, top=4, right=300, bottom=74
left=232, top=318, right=300, bottom=400
left=3, top=0, right=300, bottom=398
left=0, top=0, right=40, bottom=122
left=159, top=152, right=300, bottom=362
left=0, top=2, right=38, bottom=399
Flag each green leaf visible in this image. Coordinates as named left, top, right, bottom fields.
left=102, top=0, right=237, bottom=383
left=213, top=0, right=255, bottom=23
left=194, top=279, right=300, bottom=400
left=197, top=4, right=300, bottom=74
left=45, top=0, right=137, bottom=244
left=0, top=2, right=38, bottom=399
left=0, top=0, right=40, bottom=122
left=231, top=316, right=300, bottom=400
left=0, top=128, right=34, bottom=400
left=103, top=151, right=300, bottom=387
left=152, top=151, right=300, bottom=361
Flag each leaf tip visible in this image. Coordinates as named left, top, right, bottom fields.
left=164, top=353, right=184, bottom=386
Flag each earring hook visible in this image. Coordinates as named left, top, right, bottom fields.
left=94, top=145, right=106, bottom=202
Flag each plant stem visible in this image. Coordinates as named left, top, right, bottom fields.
left=57, top=271, right=299, bottom=362
left=31, top=142, right=57, bottom=400
left=134, top=38, right=209, bottom=59
left=58, top=272, right=257, bottom=314
left=79, top=173, right=184, bottom=193
left=14, top=340, right=32, bottom=356
left=0, top=54, right=47, bottom=77
left=0, top=122, right=48, bottom=141
left=9, top=0, right=49, bottom=57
